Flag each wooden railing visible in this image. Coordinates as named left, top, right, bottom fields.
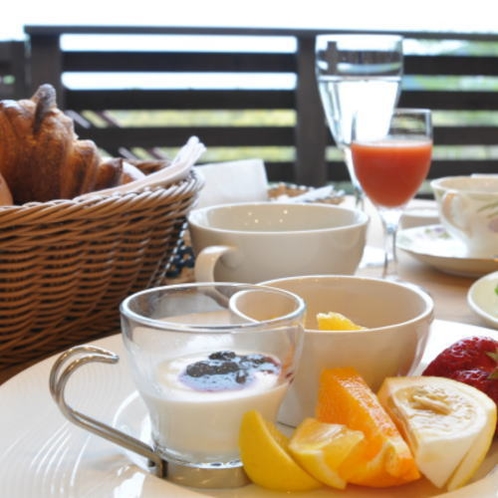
left=0, top=40, right=28, bottom=100
left=15, top=26, right=498, bottom=187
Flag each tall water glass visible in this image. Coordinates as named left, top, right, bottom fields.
left=315, top=34, right=404, bottom=209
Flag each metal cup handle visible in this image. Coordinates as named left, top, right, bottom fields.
left=49, top=344, right=165, bottom=477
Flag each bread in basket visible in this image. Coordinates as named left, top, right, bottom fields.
left=0, top=86, right=204, bottom=373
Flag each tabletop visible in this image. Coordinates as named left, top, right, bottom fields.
left=1, top=194, right=497, bottom=498
left=355, top=197, right=482, bottom=328
left=0, top=196, right=494, bottom=385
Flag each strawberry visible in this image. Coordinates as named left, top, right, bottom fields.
left=423, top=336, right=498, bottom=377
left=450, top=369, right=498, bottom=404
left=422, top=336, right=498, bottom=433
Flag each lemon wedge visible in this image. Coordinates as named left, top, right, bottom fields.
left=316, top=312, right=366, bottom=331
left=288, top=417, right=364, bottom=489
left=377, top=376, right=497, bottom=491
left=238, top=410, right=322, bottom=492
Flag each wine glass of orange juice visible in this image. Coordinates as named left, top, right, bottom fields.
left=351, top=108, right=433, bottom=280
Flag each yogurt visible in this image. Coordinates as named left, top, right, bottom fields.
left=140, top=350, right=287, bottom=463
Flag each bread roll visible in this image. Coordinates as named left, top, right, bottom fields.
left=0, top=172, right=13, bottom=205
left=0, top=84, right=139, bottom=204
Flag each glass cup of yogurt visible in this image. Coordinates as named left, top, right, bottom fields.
left=50, top=282, right=306, bottom=489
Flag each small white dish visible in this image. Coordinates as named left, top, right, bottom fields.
left=397, top=225, right=498, bottom=278
left=468, top=271, right=498, bottom=329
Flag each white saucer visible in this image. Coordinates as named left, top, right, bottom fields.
left=1, top=321, right=497, bottom=498
left=397, top=225, right=498, bottom=278
left=468, top=271, right=498, bottom=329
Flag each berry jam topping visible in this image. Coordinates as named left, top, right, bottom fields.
left=180, top=350, right=280, bottom=392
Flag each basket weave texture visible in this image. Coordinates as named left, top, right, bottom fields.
left=0, top=168, right=203, bottom=370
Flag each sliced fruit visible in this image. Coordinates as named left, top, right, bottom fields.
left=316, top=311, right=366, bottom=331
left=238, top=410, right=322, bottom=492
left=378, top=376, right=497, bottom=491
left=288, top=417, right=364, bottom=489
left=316, top=366, right=420, bottom=487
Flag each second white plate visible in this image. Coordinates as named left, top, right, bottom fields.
left=397, top=225, right=498, bottom=278
left=468, top=271, right=498, bottom=329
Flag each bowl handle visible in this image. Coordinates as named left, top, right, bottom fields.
left=194, top=244, right=236, bottom=282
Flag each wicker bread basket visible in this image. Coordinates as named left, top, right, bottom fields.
left=0, top=164, right=203, bottom=371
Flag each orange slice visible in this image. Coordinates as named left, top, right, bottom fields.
left=288, top=417, right=364, bottom=489
left=316, top=312, right=366, bottom=331
left=316, top=367, right=421, bottom=487
left=238, top=410, right=322, bottom=492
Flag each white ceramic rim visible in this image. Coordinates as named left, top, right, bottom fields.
left=467, top=271, right=498, bottom=328
left=260, top=274, right=435, bottom=334
left=431, top=175, right=498, bottom=193
left=187, top=202, right=369, bottom=235
left=119, top=282, right=306, bottom=333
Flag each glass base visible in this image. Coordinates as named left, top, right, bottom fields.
left=161, top=458, right=250, bottom=489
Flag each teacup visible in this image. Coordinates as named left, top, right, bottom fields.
left=49, top=283, right=306, bottom=488
left=188, top=202, right=369, bottom=283
left=431, top=175, right=498, bottom=258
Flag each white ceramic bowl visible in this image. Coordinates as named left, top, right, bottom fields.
left=261, top=275, right=434, bottom=427
left=188, top=202, right=368, bottom=283
left=467, top=271, right=498, bottom=329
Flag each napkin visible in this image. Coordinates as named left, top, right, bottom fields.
left=195, top=159, right=269, bottom=208
left=75, top=136, right=206, bottom=200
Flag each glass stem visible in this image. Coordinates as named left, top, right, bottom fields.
left=378, top=208, right=403, bottom=280
left=343, top=147, right=364, bottom=211
left=352, top=184, right=364, bottom=212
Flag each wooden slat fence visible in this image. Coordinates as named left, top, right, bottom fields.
left=12, top=26, right=498, bottom=188
left=0, top=40, right=28, bottom=100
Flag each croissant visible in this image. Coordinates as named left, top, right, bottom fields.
left=0, top=171, right=13, bottom=205
left=0, top=84, right=127, bottom=204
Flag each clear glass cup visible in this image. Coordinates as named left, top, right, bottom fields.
left=50, top=282, right=306, bottom=489
left=351, top=108, right=433, bottom=280
left=315, top=34, right=404, bottom=210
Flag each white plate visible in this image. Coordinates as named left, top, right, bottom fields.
left=397, top=225, right=498, bottom=278
left=1, top=320, right=497, bottom=498
left=468, top=271, right=498, bottom=329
